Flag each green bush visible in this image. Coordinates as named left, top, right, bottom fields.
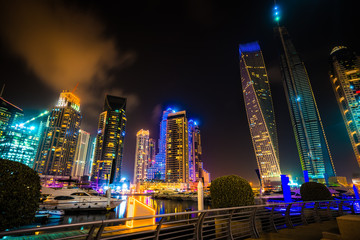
left=300, top=182, right=332, bottom=201
left=0, top=159, right=41, bottom=231
left=210, top=175, right=254, bottom=208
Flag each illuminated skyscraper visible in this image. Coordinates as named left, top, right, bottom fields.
left=0, top=125, right=40, bottom=168
left=91, top=95, right=126, bottom=188
left=133, top=129, right=150, bottom=184
left=146, top=138, right=157, bottom=179
left=239, top=41, right=281, bottom=184
left=71, top=129, right=90, bottom=178
left=154, top=108, right=174, bottom=180
left=83, top=137, right=96, bottom=176
left=0, top=97, right=23, bottom=138
left=166, top=111, right=189, bottom=183
left=330, top=46, right=360, bottom=167
left=274, top=6, right=336, bottom=180
left=34, top=90, right=81, bottom=176
left=188, top=120, right=203, bottom=182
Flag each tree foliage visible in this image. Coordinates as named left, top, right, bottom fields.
left=0, top=159, right=41, bottom=231
left=300, top=182, right=332, bottom=201
left=210, top=175, right=254, bottom=208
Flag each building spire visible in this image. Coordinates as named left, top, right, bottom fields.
left=0, top=84, right=5, bottom=97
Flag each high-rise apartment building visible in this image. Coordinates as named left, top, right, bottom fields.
left=91, top=95, right=126, bottom=188
left=146, top=138, right=157, bottom=180
left=330, top=46, right=360, bottom=167
left=188, top=120, right=203, bottom=182
left=71, top=129, right=90, bottom=178
left=239, top=41, right=281, bottom=184
left=166, top=111, right=189, bottom=183
left=133, top=129, right=150, bottom=184
left=154, top=108, right=174, bottom=180
left=34, top=90, right=81, bottom=176
left=83, top=137, right=96, bottom=176
left=0, top=125, right=40, bottom=168
left=275, top=22, right=336, bottom=180
left=0, top=97, right=23, bottom=138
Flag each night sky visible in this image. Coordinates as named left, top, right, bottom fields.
left=0, top=0, right=359, bottom=184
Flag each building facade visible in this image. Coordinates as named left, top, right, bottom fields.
left=71, top=129, right=90, bottom=178
left=0, top=97, right=23, bottom=138
left=330, top=46, right=360, bottom=167
left=34, top=90, right=81, bottom=176
left=83, top=137, right=96, bottom=177
left=276, top=26, right=336, bottom=180
left=91, top=95, right=127, bottom=188
left=239, top=41, right=281, bottom=184
left=165, top=111, right=189, bottom=183
left=188, top=120, right=203, bottom=182
left=133, top=129, right=150, bottom=184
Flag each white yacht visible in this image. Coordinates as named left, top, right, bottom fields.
left=39, top=187, right=122, bottom=211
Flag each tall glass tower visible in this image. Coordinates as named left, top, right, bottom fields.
left=239, top=41, right=281, bottom=184
left=330, top=46, right=360, bottom=167
left=91, top=95, right=127, bottom=188
left=133, top=129, right=150, bottom=184
left=34, top=90, right=81, bottom=176
left=274, top=6, right=336, bottom=180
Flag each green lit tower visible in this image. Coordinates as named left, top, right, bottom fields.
left=273, top=6, right=336, bottom=180
left=239, top=41, right=281, bottom=185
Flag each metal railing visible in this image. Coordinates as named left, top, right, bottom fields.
left=1, top=199, right=359, bottom=240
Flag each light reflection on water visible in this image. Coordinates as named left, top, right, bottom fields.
left=32, top=195, right=210, bottom=227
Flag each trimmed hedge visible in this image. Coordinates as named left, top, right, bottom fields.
left=210, top=175, right=254, bottom=208
left=300, top=182, right=332, bottom=201
left=0, top=159, right=41, bottom=231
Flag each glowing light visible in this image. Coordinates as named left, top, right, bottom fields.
left=296, top=96, right=301, bottom=102
left=29, top=126, right=35, bottom=131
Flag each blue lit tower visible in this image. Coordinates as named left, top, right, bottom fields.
left=239, top=41, right=281, bottom=184
left=154, top=108, right=175, bottom=180
left=91, top=95, right=127, bottom=188
left=188, top=120, right=202, bottom=182
left=273, top=6, right=336, bottom=180
left=329, top=46, right=360, bottom=167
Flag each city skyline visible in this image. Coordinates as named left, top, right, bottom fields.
left=0, top=0, right=359, bottom=183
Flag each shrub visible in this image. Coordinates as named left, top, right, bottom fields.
left=0, top=159, right=41, bottom=231
left=300, top=182, right=332, bottom=201
left=210, top=175, right=254, bottom=208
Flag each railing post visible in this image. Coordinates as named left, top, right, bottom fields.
left=326, top=201, right=333, bottom=220
left=86, top=224, right=97, bottom=240
left=94, top=222, right=106, bottom=240
left=154, top=217, right=165, bottom=240
left=285, top=203, right=294, bottom=229
left=338, top=201, right=344, bottom=216
left=227, top=210, right=235, bottom=240
left=270, top=205, right=278, bottom=232
left=250, top=207, right=260, bottom=238
left=314, top=202, right=321, bottom=223
left=300, top=202, right=308, bottom=225
left=196, top=212, right=207, bottom=240
left=350, top=201, right=355, bottom=214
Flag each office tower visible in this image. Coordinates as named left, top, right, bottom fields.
left=34, top=90, right=81, bottom=176
left=274, top=7, right=336, bottom=180
left=133, top=129, right=150, bottom=184
left=0, top=97, right=23, bottom=138
left=146, top=138, right=157, bottom=180
left=330, top=46, right=360, bottom=167
left=91, top=95, right=127, bottom=188
left=71, top=129, right=90, bottom=178
left=166, top=111, right=189, bottom=183
left=0, top=125, right=40, bottom=168
left=239, top=41, right=281, bottom=184
left=83, top=137, right=96, bottom=176
left=154, top=108, right=175, bottom=180
left=188, top=120, right=203, bottom=182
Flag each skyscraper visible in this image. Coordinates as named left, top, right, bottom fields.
left=166, top=111, right=189, bottom=183
left=154, top=108, right=174, bottom=180
left=83, top=137, right=96, bottom=176
left=239, top=41, right=281, bottom=184
left=91, top=95, right=126, bottom=188
left=146, top=138, right=157, bottom=180
left=133, top=129, right=150, bottom=184
left=34, top=90, right=81, bottom=176
left=0, top=125, right=40, bottom=168
left=0, top=97, right=23, bottom=138
left=330, top=46, right=360, bottom=167
left=274, top=7, right=336, bottom=180
left=188, top=120, right=203, bottom=182
left=71, top=129, right=90, bottom=178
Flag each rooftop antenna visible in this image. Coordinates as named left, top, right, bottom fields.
left=0, top=84, right=5, bottom=97
left=71, top=83, right=79, bottom=93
